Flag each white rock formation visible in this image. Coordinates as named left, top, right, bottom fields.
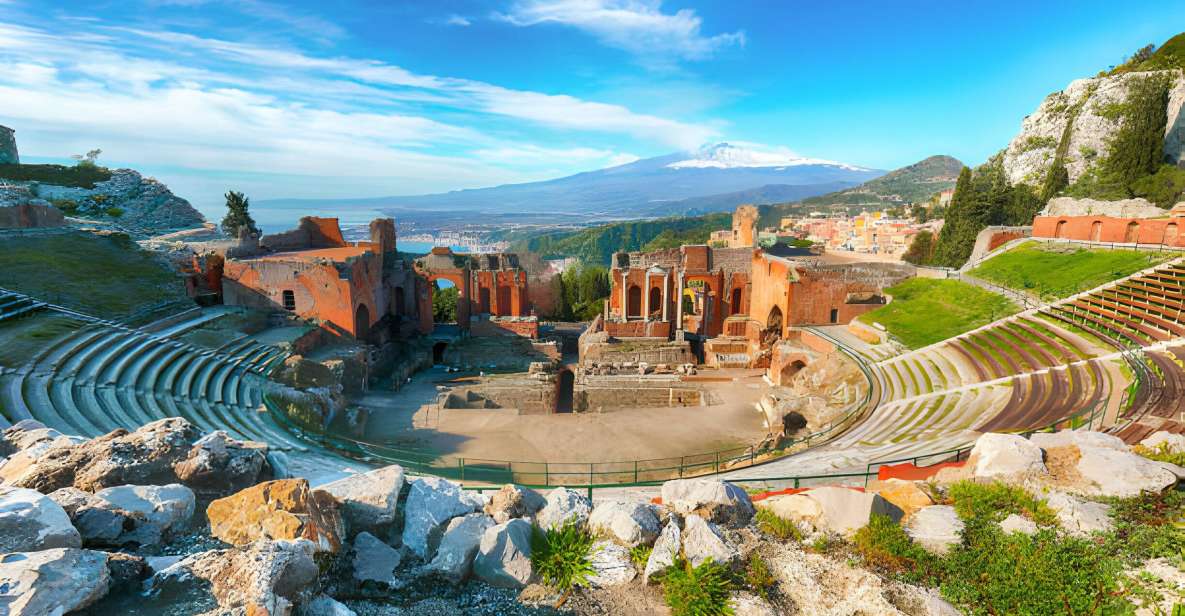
left=535, top=487, right=592, bottom=531
left=682, top=513, right=738, bottom=567
left=321, top=464, right=405, bottom=535
left=483, top=484, right=545, bottom=524
left=400, top=477, right=481, bottom=559
left=1043, top=491, right=1114, bottom=537
left=660, top=478, right=755, bottom=527
left=968, top=433, right=1046, bottom=478
left=588, top=500, right=661, bottom=547
left=0, top=548, right=111, bottom=615
left=757, top=486, right=902, bottom=537
left=352, top=531, right=402, bottom=586
left=1141, top=431, right=1185, bottom=454
left=586, top=540, right=636, bottom=587
left=643, top=521, right=681, bottom=584
left=427, top=513, right=496, bottom=584
left=0, top=486, right=82, bottom=553
left=999, top=513, right=1039, bottom=536
left=904, top=506, right=964, bottom=555
left=473, top=519, right=535, bottom=589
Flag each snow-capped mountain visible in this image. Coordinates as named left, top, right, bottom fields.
left=257, top=143, right=883, bottom=220
left=666, top=142, right=871, bottom=171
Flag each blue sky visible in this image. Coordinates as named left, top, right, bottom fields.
left=1, top=0, right=1183, bottom=217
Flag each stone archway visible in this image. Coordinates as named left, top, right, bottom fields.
left=1055, top=220, right=1067, bottom=239
left=479, top=287, right=491, bottom=314
left=1090, top=221, right=1102, bottom=242
left=730, top=287, right=743, bottom=316
left=1167, top=223, right=1179, bottom=245
left=433, top=342, right=448, bottom=364
left=648, top=287, right=661, bottom=318
left=627, top=285, right=642, bottom=318
left=355, top=304, right=371, bottom=340
left=1125, top=221, right=1140, bottom=243
left=781, top=359, right=806, bottom=383
left=555, top=369, right=575, bottom=413
left=766, top=305, right=783, bottom=332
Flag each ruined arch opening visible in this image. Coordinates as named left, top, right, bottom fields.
left=1167, top=223, right=1179, bottom=245
left=766, top=305, right=783, bottom=332
left=648, top=286, right=661, bottom=317
left=1125, top=221, right=1140, bottom=243
left=282, top=289, right=296, bottom=311
left=627, top=285, right=642, bottom=318
left=433, top=342, right=448, bottom=365
left=781, top=359, right=807, bottom=383
left=1055, top=220, right=1067, bottom=239
left=555, top=369, right=575, bottom=413
left=355, top=304, right=370, bottom=340
left=1090, top=221, right=1102, bottom=242
left=479, top=286, right=491, bottom=314
left=730, top=287, right=743, bottom=315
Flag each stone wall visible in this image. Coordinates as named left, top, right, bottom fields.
left=580, top=338, right=693, bottom=365
left=469, top=316, right=540, bottom=338
left=0, top=202, right=65, bottom=229
left=0, top=124, right=18, bottom=164
left=260, top=217, right=348, bottom=253
left=442, top=374, right=558, bottom=415
left=1034, top=210, right=1185, bottom=246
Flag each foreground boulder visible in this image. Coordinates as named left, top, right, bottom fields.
left=428, top=513, right=496, bottom=584
left=1045, top=440, right=1177, bottom=497
left=1042, top=491, right=1113, bottom=537
left=401, top=477, right=481, bottom=559
left=967, top=433, right=1046, bottom=478
left=64, top=483, right=195, bottom=548
left=643, top=521, right=681, bottom=584
left=660, top=479, right=755, bottom=528
left=2, top=418, right=200, bottom=493
left=173, top=430, right=271, bottom=496
left=757, top=486, right=902, bottom=537
left=588, top=500, right=661, bottom=547
left=483, top=484, right=545, bottom=524
left=1030, top=430, right=1128, bottom=452
left=867, top=478, right=934, bottom=518
left=681, top=514, right=738, bottom=566
left=321, top=464, right=405, bottom=536
left=535, top=487, right=592, bottom=531
left=0, top=427, right=87, bottom=487
left=587, top=540, right=636, bottom=587
left=904, top=506, right=963, bottom=555
left=473, top=518, right=535, bottom=589
left=0, top=486, right=82, bottom=552
left=148, top=539, right=319, bottom=615
left=0, top=548, right=111, bottom=615
left=352, top=531, right=402, bottom=587
left=1141, top=431, right=1185, bottom=454
left=207, top=479, right=344, bottom=553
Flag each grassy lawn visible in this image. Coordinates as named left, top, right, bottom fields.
left=968, top=242, right=1169, bottom=301
left=858, top=278, right=1018, bottom=349
left=0, top=231, right=189, bottom=319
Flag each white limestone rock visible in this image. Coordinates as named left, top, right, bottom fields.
left=85, top=483, right=196, bottom=547
left=968, top=433, right=1046, bottom=478
left=757, top=486, right=902, bottom=537
left=661, top=479, right=755, bottom=528
left=473, top=518, right=535, bottom=589
left=427, top=513, right=495, bottom=584
left=400, top=477, right=481, bottom=559
left=0, top=548, right=110, bottom=616
left=682, top=513, right=738, bottom=567
left=999, top=513, right=1039, bottom=536
left=904, top=506, right=964, bottom=555
left=535, top=487, right=592, bottom=531
left=483, top=484, right=545, bottom=524
left=352, top=531, right=402, bottom=587
left=730, top=591, right=778, bottom=616
left=1141, top=431, right=1185, bottom=454
left=1030, top=430, right=1128, bottom=452
left=1043, top=491, right=1113, bottom=537
left=1072, top=444, right=1176, bottom=497
left=586, top=540, right=636, bottom=588
left=588, top=500, right=661, bottom=547
left=302, top=594, right=357, bottom=616
left=643, top=520, right=681, bottom=584
left=0, top=486, right=82, bottom=553
left=321, top=464, right=405, bottom=535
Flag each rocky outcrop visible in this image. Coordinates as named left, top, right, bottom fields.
left=401, top=477, right=482, bottom=559
left=757, top=486, right=903, bottom=537
left=0, top=486, right=82, bottom=553
left=207, top=478, right=345, bottom=553
left=0, top=548, right=111, bottom=615
left=427, top=513, right=496, bottom=584
left=966, top=433, right=1046, bottom=479
left=0, top=124, right=17, bottom=164
left=867, top=478, right=934, bottom=519
left=0, top=417, right=200, bottom=493
left=483, top=483, right=545, bottom=524
left=57, top=483, right=195, bottom=548
left=587, top=540, right=636, bottom=588
left=1039, top=196, right=1168, bottom=219
left=351, top=531, right=402, bottom=586
left=321, top=464, right=405, bottom=536
left=681, top=513, right=738, bottom=567
left=38, top=168, right=204, bottom=233
left=473, top=518, right=535, bottom=589
left=1042, top=491, right=1114, bottom=537
left=587, top=500, right=661, bottom=547
left=660, top=478, right=755, bottom=528
left=148, top=539, right=319, bottom=615
left=0, top=202, right=66, bottom=229
left=643, top=521, right=681, bottom=584
left=535, top=486, right=592, bottom=531
left=173, top=430, right=271, bottom=496
left=1001, top=69, right=1185, bottom=186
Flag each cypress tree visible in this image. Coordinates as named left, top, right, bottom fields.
left=220, top=191, right=258, bottom=238
left=1101, top=74, right=1171, bottom=194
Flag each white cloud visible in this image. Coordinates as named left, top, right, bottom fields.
left=471, top=144, right=639, bottom=168
left=497, top=0, right=744, bottom=64
left=445, top=14, right=471, bottom=27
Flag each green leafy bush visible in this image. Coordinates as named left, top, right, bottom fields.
left=629, top=544, right=652, bottom=570
left=853, top=513, right=938, bottom=582
left=529, top=522, right=595, bottom=592
left=661, top=557, right=734, bottom=616
left=1105, top=490, right=1185, bottom=562
left=1133, top=443, right=1185, bottom=467
left=946, top=480, right=1056, bottom=526
left=743, top=552, right=775, bottom=600
left=755, top=508, right=801, bottom=542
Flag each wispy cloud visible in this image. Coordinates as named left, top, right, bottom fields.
left=445, top=14, right=471, bottom=27
left=496, top=0, right=744, bottom=65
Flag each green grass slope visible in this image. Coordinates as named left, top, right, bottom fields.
left=968, top=242, right=1169, bottom=301
left=0, top=231, right=188, bottom=318
left=858, top=278, right=1018, bottom=349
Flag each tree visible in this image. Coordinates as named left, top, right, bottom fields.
left=930, top=166, right=976, bottom=267
left=902, top=230, right=935, bottom=265
left=432, top=282, right=458, bottom=323
left=1100, top=74, right=1171, bottom=195
left=221, top=190, right=259, bottom=238
left=71, top=148, right=102, bottom=167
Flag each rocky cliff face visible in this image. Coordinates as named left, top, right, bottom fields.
left=1001, top=69, right=1185, bottom=186
left=0, top=125, right=17, bottom=164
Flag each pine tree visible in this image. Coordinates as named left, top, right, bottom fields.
left=221, top=190, right=258, bottom=238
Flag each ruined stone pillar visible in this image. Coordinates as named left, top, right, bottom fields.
left=643, top=271, right=651, bottom=322
left=620, top=270, right=628, bottom=320
left=661, top=271, right=669, bottom=322
left=675, top=272, right=684, bottom=331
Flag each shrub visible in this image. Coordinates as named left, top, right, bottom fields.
left=743, top=552, right=776, bottom=601
left=661, top=557, right=734, bottom=616
left=1133, top=443, right=1185, bottom=467
left=853, top=513, right=938, bottom=582
left=0, top=163, right=112, bottom=189
left=946, top=481, right=1056, bottom=526
left=1105, top=490, right=1185, bottom=562
left=629, top=544, right=652, bottom=570
left=529, top=521, right=595, bottom=592
left=940, top=526, right=1128, bottom=615
left=755, top=508, right=801, bottom=542
left=104, top=206, right=124, bottom=218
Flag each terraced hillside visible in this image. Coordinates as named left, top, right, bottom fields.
left=0, top=296, right=307, bottom=451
